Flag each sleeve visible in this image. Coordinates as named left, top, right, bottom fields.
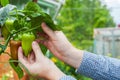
left=59, top=75, right=76, bottom=80
left=76, top=51, right=120, bottom=80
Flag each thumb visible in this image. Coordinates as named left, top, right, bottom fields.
left=32, top=41, right=44, bottom=60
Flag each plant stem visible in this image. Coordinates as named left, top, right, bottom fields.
left=23, top=26, right=40, bottom=33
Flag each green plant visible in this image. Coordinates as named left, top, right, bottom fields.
left=0, top=1, right=60, bottom=79
left=56, top=0, right=115, bottom=50
left=0, top=0, right=9, bottom=6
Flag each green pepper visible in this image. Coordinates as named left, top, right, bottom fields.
left=22, top=32, right=35, bottom=57
left=1, top=19, right=14, bottom=40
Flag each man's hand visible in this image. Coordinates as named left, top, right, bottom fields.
left=38, top=23, right=84, bottom=69
left=18, top=41, right=65, bottom=80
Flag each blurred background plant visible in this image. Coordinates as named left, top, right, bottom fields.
left=0, top=0, right=115, bottom=80
left=55, top=0, right=115, bottom=79
left=56, top=0, right=115, bottom=50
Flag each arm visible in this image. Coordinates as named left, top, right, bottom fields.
left=40, top=22, right=120, bottom=80
left=77, top=51, right=120, bottom=80
left=39, top=23, right=84, bottom=69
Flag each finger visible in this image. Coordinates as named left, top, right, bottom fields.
left=32, top=41, right=44, bottom=60
left=41, top=22, right=56, bottom=40
left=18, top=47, right=29, bottom=67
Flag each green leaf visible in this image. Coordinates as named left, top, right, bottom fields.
left=1, top=0, right=9, bottom=6
left=43, top=13, right=61, bottom=30
left=23, top=2, right=61, bottom=31
left=40, top=44, right=47, bottom=55
left=24, top=1, right=42, bottom=13
left=0, top=4, right=16, bottom=26
left=9, top=59, right=24, bottom=79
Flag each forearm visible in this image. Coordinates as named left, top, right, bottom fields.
left=38, top=62, right=65, bottom=80
left=76, top=51, right=120, bottom=80
left=46, top=68, right=65, bottom=80
left=41, top=64, right=76, bottom=80
left=61, top=47, right=84, bottom=69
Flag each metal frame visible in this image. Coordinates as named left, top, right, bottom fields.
left=37, top=0, right=65, bottom=20
left=94, top=28, right=120, bottom=58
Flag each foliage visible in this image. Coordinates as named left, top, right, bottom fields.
left=0, top=0, right=9, bottom=6
left=56, top=0, right=115, bottom=50
left=0, top=4, right=16, bottom=26
left=0, top=1, right=60, bottom=79
left=55, top=0, right=115, bottom=79
left=0, top=1, right=60, bottom=55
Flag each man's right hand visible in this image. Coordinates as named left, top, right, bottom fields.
left=39, top=22, right=84, bottom=69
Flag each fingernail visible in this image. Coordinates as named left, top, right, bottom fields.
left=18, top=47, right=22, bottom=53
left=41, top=22, right=44, bottom=26
left=32, top=41, right=36, bottom=45
left=41, top=22, right=46, bottom=27
left=18, top=47, right=22, bottom=50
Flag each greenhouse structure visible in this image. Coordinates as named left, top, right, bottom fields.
left=94, top=28, right=120, bottom=58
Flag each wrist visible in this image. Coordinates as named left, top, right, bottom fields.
left=47, top=66, right=65, bottom=80
left=40, top=61, right=65, bottom=80
left=62, top=47, right=84, bottom=69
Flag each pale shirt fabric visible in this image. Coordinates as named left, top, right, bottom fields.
left=60, top=51, right=120, bottom=80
